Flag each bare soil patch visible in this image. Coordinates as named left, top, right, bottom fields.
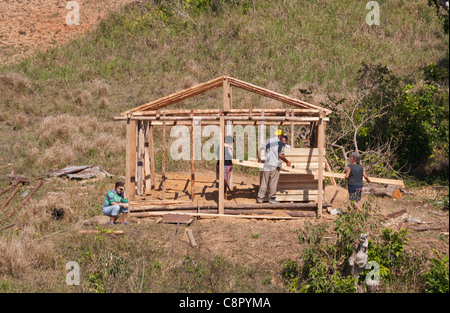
left=0, top=0, right=134, bottom=65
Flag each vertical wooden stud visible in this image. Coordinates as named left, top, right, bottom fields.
left=223, top=77, right=232, bottom=111
left=161, top=115, right=167, bottom=200
left=218, top=115, right=225, bottom=215
left=190, top=114, right=196, bottom=201
left=144, top=121, right=152, bottom=194
left=317, top=111, right=325, bottom=218
left=149, top=124, right=156, bottom=190
left=137, top=121, right=145, bottom=196
left=125, top=117, right=136, bottom=201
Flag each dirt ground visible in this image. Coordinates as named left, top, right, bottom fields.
left=124, top=170, right=449, bottom=274
left=0, top=0, right=134, bottom=65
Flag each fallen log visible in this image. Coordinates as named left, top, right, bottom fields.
left=413, top=225, right=442, bottom=232
left=363, top=186, right=402, bottom=199
left=386, top=209, right=407, bottom=219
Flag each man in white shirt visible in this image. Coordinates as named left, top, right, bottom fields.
left=256, top=130, right=291, bottom=204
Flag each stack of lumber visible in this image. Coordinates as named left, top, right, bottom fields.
left=275, top=148, right=323, bottom=202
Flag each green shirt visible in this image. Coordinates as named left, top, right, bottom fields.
left=102, top=189, right=128, bottom=208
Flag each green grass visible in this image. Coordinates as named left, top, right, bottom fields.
left=0, top=0, right=447, bottom=293
left=0, top=0, right=446, bottom=178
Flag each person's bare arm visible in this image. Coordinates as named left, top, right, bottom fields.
left=345, top=166, right=351, bottom=180
left=279, top=153, right=291, bottom=167
left=363, top=168, right=371, bottom=183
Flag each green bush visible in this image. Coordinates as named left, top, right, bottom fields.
left=289, top=205, right=375, bottom=293
left=367, top=228, right=409, bottom=279
left=423, top=249, right=449, bottom=293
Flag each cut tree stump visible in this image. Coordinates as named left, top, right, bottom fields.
left=363, top=186, right=402, bottom=199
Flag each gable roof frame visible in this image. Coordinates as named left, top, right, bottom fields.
left=120, top=75, right=332, bottom=116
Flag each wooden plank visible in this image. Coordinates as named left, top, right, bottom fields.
left=223, top=77, right=232, bottom=110
left=227, top=76, right=332, bottom=114
left=121, top=76, right=224, bottom=115
left=191, top=118, right=195, bottom=200
left=285, top=156, right=320, bottom=162
left=162, top=213, right=192, bottom=224
left=284, top=148, right=319, bottom=156
left=9, top=179, right=44, bottom=217
left=0, top=184, right=21, bottom=211
left=79, top=230, right=124, bottom=235
left=277, top=182, right=318, bottom=188
left=144, top=121, right=152, bottom=194
left=325, top=158, right=336, bottom=186
left=185, top=228, right=197, bottom=247
left=275, top=194, right=319, bottom=202
left=218, top=116, right=225, bottom=215
left=149, top=124, right=156, bottom=190
left=162, top=117, right=167, bottom=200
left=130, top=211, right=303, bottom=220
left=276, top=189, right=320, bottom=195
left=125, top=118, right=137, bottom=201
left=317, top=113, right=325, bottom=218
left=137, top=121, right=144, bottom=196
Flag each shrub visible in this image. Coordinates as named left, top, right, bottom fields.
left=289, top=204, right=375, bottom=293
left=423, top=249, right=449, bottom=293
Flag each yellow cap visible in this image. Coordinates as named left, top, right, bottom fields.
left=276, top=129, right=282, bottom=135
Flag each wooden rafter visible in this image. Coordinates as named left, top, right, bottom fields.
left=119, top=75, right=330, bottom=116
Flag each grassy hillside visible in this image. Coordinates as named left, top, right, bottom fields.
left=0, top=0, right=448, bottom=294
left=0, top=0, right=447, bottom=179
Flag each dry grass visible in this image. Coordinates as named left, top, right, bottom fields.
left=0, top=226, right=57, bottom=278
left=0, top=0, right=447, bottom=293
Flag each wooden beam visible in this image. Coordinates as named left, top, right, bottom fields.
left=9, top=179, right=44, bottom=217
left=317, top=111, right=325, bottom=218
left=227, top=76, right=332, bottom=114
left=0, top=184, right=21, bottom=211
left=218, top=115, right=225, bottom=215
left=121, top=76, right=225, bottom=115
left=191, top=118, right=195, bottom=201
left=162, top=116, right=167, bottom=201
left=137, top=121, right=144, bottom=196
left=125, top=117, right=136, bottom=201
left=223, top=76, right=232, bottom=110
left=144, top=121, right=152, bottom=194
left=149, top=124, right=156, bottom=190
left=130, top=202, right=332, bottom=212
left=130, top=211, right=306, bottom=220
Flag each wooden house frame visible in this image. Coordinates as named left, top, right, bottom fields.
left=115, top=76, right=334, bottom=219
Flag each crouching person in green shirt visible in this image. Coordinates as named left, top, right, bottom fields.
left=102, top=182, right=129, bottom=225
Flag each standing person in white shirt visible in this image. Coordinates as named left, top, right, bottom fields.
left=256, top=130, right=291, bottom=204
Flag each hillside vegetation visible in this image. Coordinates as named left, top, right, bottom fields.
left=0, top=0, right=448, bottom=180
left=0, top=0, right=448, bottom=294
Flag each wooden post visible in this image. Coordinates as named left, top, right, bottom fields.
left=137, top=121, right=144, bottom=196
left=290, top=109, right=295, bottom=148
left=149, top=124, right=156, bottom=190
left=190, top=116, right=196, bottom=201
left=223, top=77, right=232, bottom=111
left=125, top=117, right=136, bottom=201
left=316, top=111, right=325, bottom=218
left=218, top=115, right=225, bottom=215
left=162, top=115, right=167, bottom=201
left=144, top=121, right=152, bottom=194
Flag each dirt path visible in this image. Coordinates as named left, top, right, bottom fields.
left=0, top=0, right=134, bottom=65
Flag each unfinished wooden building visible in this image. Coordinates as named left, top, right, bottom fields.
left=115, top=76, right=334, bottom=219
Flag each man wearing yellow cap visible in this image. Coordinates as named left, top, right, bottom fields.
left=256, top=129, right=291, bottom=204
